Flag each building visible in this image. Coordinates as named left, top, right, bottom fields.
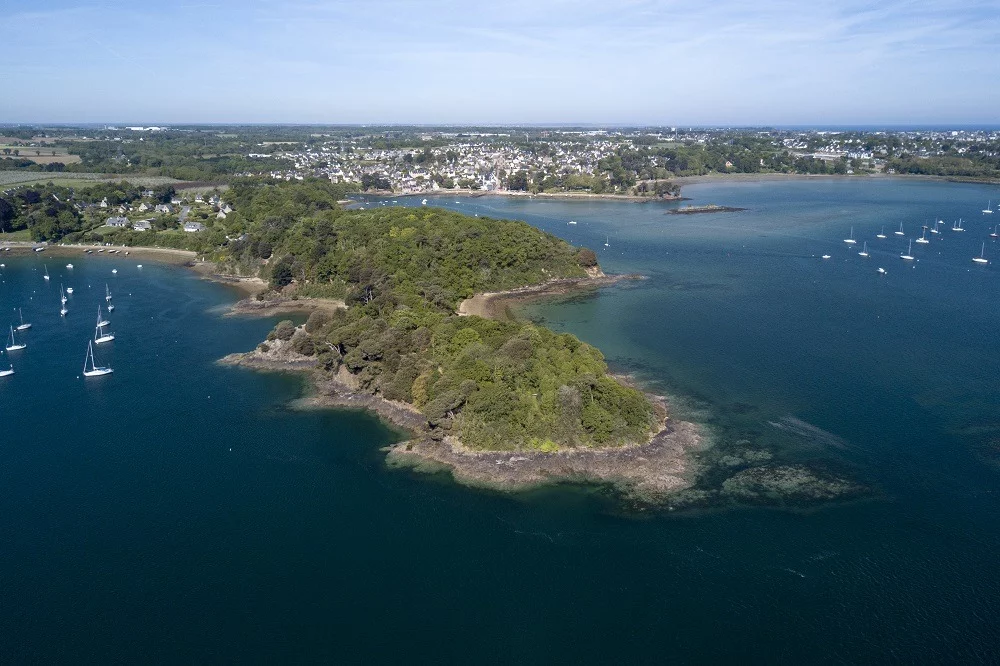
left=104, top=216, right=130, bottom=228
left=183, top=222, right=205, bottom=233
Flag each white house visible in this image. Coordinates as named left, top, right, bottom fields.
left=183, top=222, right=205, bottom=233
left=104, top=216, right=130, bottom=228
left=133, top=219, right=153, bottom=231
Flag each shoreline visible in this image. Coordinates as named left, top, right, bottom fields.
left=457, top=272, right=642, bottom=320
left=375, top=190, right=686, bottom=203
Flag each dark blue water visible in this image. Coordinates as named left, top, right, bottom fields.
left=4, top=178, right=1000, bottom=663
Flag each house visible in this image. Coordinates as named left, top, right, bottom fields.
left=170, top=197, right=183, bottom=205
left=137, top=202, right=152, bottom=212
left=104, top=216, right=130, bottom=228
left=133, top=219, right=153, bottom=231
left=183, top=222, right=205, bottom=232
left=141, top=189, right=155, bottom=198
left=99, top=197, right=109, bottom=208
left=216, top=210, right=228, bottom=219
left=154, top=204, right=173, bottom=214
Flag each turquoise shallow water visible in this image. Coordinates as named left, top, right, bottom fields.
left=4, top=178, right=1000, bottom=663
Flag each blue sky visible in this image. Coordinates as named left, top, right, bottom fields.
left=1, top=0, right=998, bottom=124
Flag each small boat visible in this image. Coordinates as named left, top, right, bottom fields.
left=15, top=308, right=31, bottom=331
left=568, top=220, right=577, bottom=225
left=82, top=340, right=113, bottom=377
left=66, top=263, right=74, bottom=269
left=930, top=220, right=941, bottom=234
left=60, top=304, right=68, bottom=317
left=900, top=239, right=915, bottom=261
left=96, top=306, right=110, bottom=328
left=844, top=227, right=857, bottom=244
left=105, top=284, right=113, bottom=302
left=984, top=201, right=994, bottom=215
left=915, top=228, right=929, bottom=244
left=421, top=199, right=428, bottom=205
left=952, top=219, right=965, bottom=232
left=94, top=320, right=115, bottom=345
left=894, top=222, right=905, bottom=236
left=33, top=246, right=44, bottom=252
left=43, top=265, right=50, bottom=281
left=973, top=242, right=989, bottom=264
left=0, top=362, right=12, bottom=378
left=107, top=303, right=115, bottom=312
left=111, top=269, right=118, bottom=275
left=821, top=254, right=831, bottom=260
left=6, top=325, right=26, bottom=351
left=876, top=226, right=887, bottom=239
left=60, top=285, right=67, bottom=305
left=877, top=267, right=887, bottom=275
left=991, top=225, right=999, bottom=239
left=66, top=287, right=74, bottom=295
left=137, top=264, right=143, bottom=269
left=604, top=236, right=610, bottom=248
left=858, top=241, right=868, bottom=257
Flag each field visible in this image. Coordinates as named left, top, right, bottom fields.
left=0, top=171, right=187, bottom=189
left=0, top=143, right=81, bottom=164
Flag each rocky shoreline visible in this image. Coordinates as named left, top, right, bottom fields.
left=218, top=312, right=706, bottom=498
left=457, top=272, right=643, bottom=319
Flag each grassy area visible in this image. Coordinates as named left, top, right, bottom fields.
left=0, top=229, right=32, bottom=241
left=0, top=171, right=187, bottom=188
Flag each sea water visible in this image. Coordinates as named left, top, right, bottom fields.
left=2, top=177, right=1000, bottom=662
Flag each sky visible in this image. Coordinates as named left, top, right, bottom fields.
left=1, top=0, right=999, bottom=125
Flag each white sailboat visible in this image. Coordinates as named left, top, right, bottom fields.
left=876, top=226, right=887, bottom=239
left=858, top=241, right=869, bottom=257
left=60, top=284, right=67, bottom=305
left=877, top=267, right=887, bottom=275
left=6, top=325, right=26, bottom=351
left=991, top=225, right=999, bottom=239
left=844, top=227, right=857, bottom=244
left=94, top=320, right=115, bottom=345
left=105, top=284, right=113, bottom=302
left=0, top=358, right=12, bottom=377
left=900, top=239, right=914, bottom=261
left=96, top=306, right=110, bottom=328
left=82, top=340, right=113, bottom=377
left=15, top=308, right=31, bottom=331
left=915, top=228, right=929, bottom=244
left=930, top=220, right=941, bottom=234
left=894, top=222, right=905, bottom=236
left=952, top=219, right=965, bottom=232
left=821, top=254, right=831, bottom=259
left=604, top=236, right=610, bottom=247
left=43, top=265, right=50, bottom=280
left=60, top=303, right=68, bottom=317
left=984, top=201, right=994, bottom=214
left=973, top=242, right=989, bottom=264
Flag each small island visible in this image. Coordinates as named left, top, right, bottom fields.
left=666, top=204, right=746, bottom=215
left=210, top=179, right=702, bottom=498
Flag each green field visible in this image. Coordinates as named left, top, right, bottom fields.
left=0, top=171, right=186, bottom=189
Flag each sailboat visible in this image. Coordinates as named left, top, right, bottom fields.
left=915, top=228, right=929, bottom=244
left=0, top=357, right=12, bottom=377
left=105, top=284, right=113, bottom=302
left=858, top=241, right=869, bottom=257
left=876, top=226, right=887, bottom=239
left=82, top=340, right=113, bottom=377
left=96, top=306, right=110, bottom=328
left=952, top=219, right=965, bottom=232
left=94, top=319, right=115, bottom=345
left=844, top=227, right=857, bottom=244
left=877, top=267, right=887, bottom=275
left=604, top=236, right=610, bottom=247
left=60, top=284, right=67, bottom=305
left=991, top=225, right=999, bottom=239
left=6, top=325, right=26, bottom=351
left=930, top=220, right=941, bottom=234
left=973, top=242, right=989, bottom=264
left=60, top=302, right=68, bottom=317
left=984, top=201, right=994, bottom=214
left=15, top=308, right=31, bottom=331
left=894, top=222, right=905, bottom=236
left=43, top=265, right=50, bottom=281
left=900, top=239, right=914, bottom=261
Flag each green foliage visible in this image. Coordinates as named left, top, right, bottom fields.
left=273, top=320, right=296, bottom=341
